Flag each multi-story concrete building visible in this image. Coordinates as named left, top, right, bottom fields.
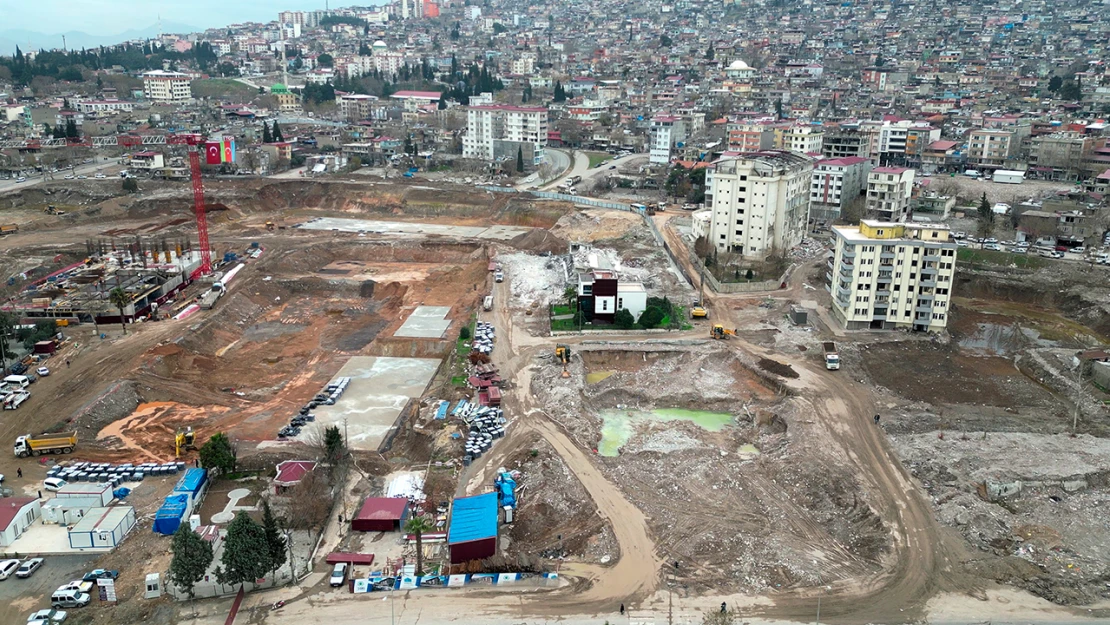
left=463, top=103, right=549, bottom=167
left=649, top=115, right=686, bottom=164
left=142, top=70, right=191, bottom=102
left=827, top=220, right=957, bottom=332
left=822, top=128, right=873, bottom=161
left=726, top=122, right=775, bottom=152
left=865, top=166, right=915, bottom=222
left=779, top=125, right=824, bottom=154
left=967, top=129, right=1021, bottom=169
left=1029, top=133, right=1091, bottom=180
left=809, top=156, right=871, bottom=222
left=706, top=150, right=813, bottom=259
left=336, top=94, right=379, bottom=122
left=74, top=99, right=134, bottom=114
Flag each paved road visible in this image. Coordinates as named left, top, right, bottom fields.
left=0, top=160, right=119, bottom=195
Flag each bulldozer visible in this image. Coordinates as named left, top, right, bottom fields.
left=44, top=205, right=66, bottom=216
left=691, top=305, right=708, bottom=319
left=175, top=427, right=197, bottom=458
left=710, top=325, right=737, bottom=340
left=555, top=344, right=572, bottom=378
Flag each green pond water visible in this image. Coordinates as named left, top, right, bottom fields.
left=597, top=408, right=734, bottom=456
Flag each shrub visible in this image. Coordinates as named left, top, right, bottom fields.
left=638, top=306, right=666, bottom=329
left=460, top=326, right=472, bottom=340
left=614, top=309, right=635, bottom=329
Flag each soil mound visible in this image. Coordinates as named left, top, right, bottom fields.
left=509, top=228, right=567, bottom=254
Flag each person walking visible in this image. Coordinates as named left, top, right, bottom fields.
left=16, top=467, right=22, bottom=478
left=620, top=603, right=625, bottom=615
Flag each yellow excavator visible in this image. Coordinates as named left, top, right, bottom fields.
left=555, top=344, right=571, bottom=378
left=710, top=325, right=737, bottom=340
left=265, top=221, right=275, bottom=231
left=175, top=427, right=197, bottom=458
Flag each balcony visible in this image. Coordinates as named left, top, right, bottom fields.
left=920, top=265, right=938, bottom=276
left=825, top=271, right=833, bottom=284
left=872, top=310, right=888, bottom=321
left=916, top=305, right=933, bottom=314
left=839, top=265, right=854, bottom=279
left=880, top=251, right=895, bottom=260
left=842, top=248, right=856, bottom=259
left=923, top=253, right=941, bottom=262
left=878, top=270, right=892, bottom=279
left=920, top=279, right=936, bottom=288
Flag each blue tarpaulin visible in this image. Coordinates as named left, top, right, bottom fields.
left=173, top=468, right=207, bottom=498
left=447, top=492, right=498, bottom=545
left=153, top=494, right=191, bottom=535
left=435, top=401, right=449, bottom=420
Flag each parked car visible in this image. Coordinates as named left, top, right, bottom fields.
left=57, top=580, right=94, bottom=594
left=44, top=477, right=67, bottom=491
left=16, top=558, right=44, bottom=578
left=94, top=173, right=106, bottom=179
left=81, top=569, right=118, bottom=582
left=1071, top=247, right=1086, bottom=254
left=0, top=558, right=21, bottom=580
left=37, top=367, right=50, bottom=377
left=16, top=177, right=26, bottom=183
left=49, top=589, right=89, bottom=609
left=26, top=608, right=67, bottom=624
left=329, top=562, right=348, bottom=587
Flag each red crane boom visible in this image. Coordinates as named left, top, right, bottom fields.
left=187, top=148, right=212, bottom=277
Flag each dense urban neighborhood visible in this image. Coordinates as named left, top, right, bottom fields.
left=1, top=0, right=1109, bottom=624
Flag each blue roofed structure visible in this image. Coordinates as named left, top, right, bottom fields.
left=447, top=492, right=499, bottom=564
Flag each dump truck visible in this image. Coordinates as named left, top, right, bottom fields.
left=822, top=342, right=840, bottom=370
left=14, top=431, right=78, bottom=457
left=0, top=224, right=18, bottom=236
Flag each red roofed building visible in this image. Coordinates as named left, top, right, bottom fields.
left=352, top=497, right=410, bottom=532
left=273, top=460, right=317, bottom=494
left=0, top=497, right=41, bottom=547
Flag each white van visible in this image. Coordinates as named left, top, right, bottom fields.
left=3, top=375, right=29, bottom=388
left=964, top=169, right=981, bottom=178
left=0, top=558, right=20, bottom=580
left=483, top=295, right=494, bottom=311
left=51, top=588, right=91, bottom=609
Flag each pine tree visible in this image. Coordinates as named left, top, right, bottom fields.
left=271, top=121, right=284, bottom=142
left=169, top=524, right=214, bottom=599
left=262, top=501, right=287, bottom=579
left=262, top=123, right=272, bottom=144
left=217, top=512, right=273, bottom=588
left=516, top=146, right=525, bottom=173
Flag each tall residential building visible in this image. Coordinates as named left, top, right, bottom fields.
left=865, top=166, right=915, bottom=222
left=809, top=156, right=872, bottom=222
left=822, top=128, right=872, bottom=161
left=1029, top=133, right=1091, bottom=179
left=463, top=103, right=549, bottom=166
left=705, top=151, right=813, bottom=259
left=778, top=125, right=824, bottom=154
left=826, top=220, right=957, bottom=332
left=649, top=115, right=686, bottom=164
left=966, top=129, right=1020, bottom=169
left=142, top=70, right=191, bottom=102
left=726, top=122, right=775, bottom=152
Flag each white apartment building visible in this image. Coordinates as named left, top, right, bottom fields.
left=142, top=70, right=191, bottom=102
left=779, top=125, right=824, bottom=154
left=865, top=166, right=915, bottom=222
left=827, top=220, right=957, bottom=332
left=706, top=150, right=814, bottom=259
left=463, top=103, right=549, bottom=166
left=74, top=99, right=134, bottom=114
left=649, top=115, right=686, bottom=164
left=809, top=156, right=871, bottom=221
left=510, top=54, right=535, bottom=76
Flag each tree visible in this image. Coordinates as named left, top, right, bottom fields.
left=0, top=311, right=15, bottom=371
left=108, top=287, right=130, bottom=334
left=516, top=146, right=525, bottom=173
left=660, top=34, right=672, bottom=47
left=638, top=306, right=666, bottom=329
left=261, top=501, right=287, bottom=579
left=553, top=81, right=566, bottom=103
left=317, top=53, right=334, bottom=67
left=122, top=177, right=138, bottom=193
left=563, top=285, right=578, bottom=305
left=614, top=309, right=635, bottom=329
left=218, top=512, right=273, bottom=588
left=437, top=96, right=447, bottom=110
left=199, top=432, right=236, bottom=474
left=705, top=45, right=715, bottom=61
left=404, top=515, right=435, bottom=576
left=977, top=192, right=995, bottom=238
left=1048, top=75, right=1062, bottom=92
left=262, top=123, right=272, bottom=143
left=65, top=119, right=79, bottom=138
left=271, top=121, right=284, bottom=142
left=323, top=425, right=344, bottom=464
left=1059, top=78, right=1081, bottom=101
left=169, top=524, right=214, bottom=599
left=460, top=326, right=471, bottom=340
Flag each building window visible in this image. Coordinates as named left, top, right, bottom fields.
left=602, top=300, right=608, bottom=311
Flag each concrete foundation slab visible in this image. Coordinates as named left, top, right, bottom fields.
left=394, top=306, right=452, bottom=338
left=5, top=522, right=113, bottom=556
left=307, top=356, right=440, bottom=451
left=298, top=217, right=529, bottom=241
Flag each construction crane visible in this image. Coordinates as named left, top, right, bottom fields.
left=175, top=426, right=197, bottom=458
left=4, top=132, right=213, bottom=278
left=555, top=344, right=572, bottom=378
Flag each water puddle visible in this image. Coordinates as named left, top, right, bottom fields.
left=737, top=443, right=761, bottom=459
left=597, top=408, right=734, bottom=457
left=586, top=371, right=615, bottom=384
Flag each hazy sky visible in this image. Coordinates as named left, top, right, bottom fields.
left=5, top=0, right=356, bottom=34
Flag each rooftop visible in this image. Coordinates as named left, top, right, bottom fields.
left=355, top=497, right=409, bottom=522
left=447, top=492, right=498, bottom=545
left=0, top=497, right=37, bottom=531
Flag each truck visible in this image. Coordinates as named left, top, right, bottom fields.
left=0, top=224, right=18, bottom=236
left=14, top=431, right=78, bottom=457
left=993, top=170, right=1025, bottom=184
left=822, top=342, right=840, bottom=370
left=483, top=295, right=494, bottom=311
left=198, top=283, right=225, bottom=310
left=567, top=175, right=582, bottom=186
left=3, top=390, right=30, bottom=410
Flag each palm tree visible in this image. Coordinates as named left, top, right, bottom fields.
left=108, top=287, right=130, bottom=335
left=404, top=515, right=435, bottom=576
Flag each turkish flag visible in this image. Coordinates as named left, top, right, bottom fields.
left=223, top=137, right=233, bottom=163
left=205, top=142, right=221, bottom=165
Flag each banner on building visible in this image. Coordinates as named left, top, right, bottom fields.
left=205, top=142, right=222, bottom=165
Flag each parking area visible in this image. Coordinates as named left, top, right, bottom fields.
left=0, top=555, right=94, bottom=625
